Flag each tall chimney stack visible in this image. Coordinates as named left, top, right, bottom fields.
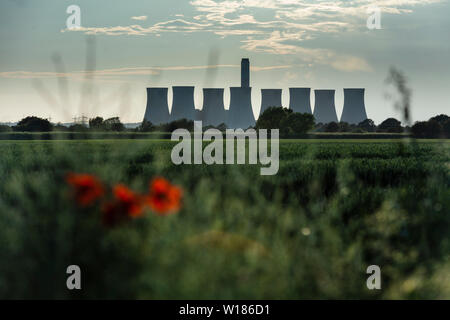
left=241, top=58, right=250, bottom=88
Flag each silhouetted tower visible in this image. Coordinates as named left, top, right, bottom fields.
left=313, top=90, right=338, bottom=123
left=289, top=88, right=312, bottom=114
left=171, top=86, right=196, bottom=121
left=340, top=88, right=368, bottom=124
left=144, top=88, right=170, bottom=125
left=241, top=58, right=250, bottom=88
left=260, top=89, right=282, bottom=117
left=202, top=88, right=226, bottom=126
left=227, top=87, right=255, bottom=129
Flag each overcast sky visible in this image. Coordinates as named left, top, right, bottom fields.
left=0, top=0, right=449, bottom=124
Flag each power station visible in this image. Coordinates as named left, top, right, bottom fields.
left=289, top=88, right=312, bottom=114
left=143, top=59, right=368, bottom=127
left=201, top=88, right=227, bottom=127
left=170, top=86, right=196, bottom=122
left=260, top=89, right=282, bottom=117
left=313, top=90, right=339, bottom=124
left=228, top=87, right=255, bottom=129
left=340, top=88, right=368, bottom=124
left=144, top=88, right=170, bottom=125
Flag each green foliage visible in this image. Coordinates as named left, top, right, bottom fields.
left=137, top=119, right=155, bottom=132
left=138, top=119, right=195, bottom=133
left=378, top=118, right=404, bottom=133
left=257, top=107, right=315, bottom=136
left=256, top=107, right=292, bottom=130
left=85, top=116, right=125, bottom=132
left=53, top=123, right=69, bottom=132
left=358, top=119, right=376, bottom=132
left=412, top=120, right=443, bottom=138
left=69, top=124, right=89, bottom=132
left=429, top=114, right=449, bottom=126
left=324, top=122, right=339, bottom=132
left=13, top=116, right=53, bottom=132
left=0, top=140, right=449, bottom=299
left=411, top=115, right=450, bottom=138
left=443, top=120, right=450, bottom=138
left=0, top=125, right=12, bottom=132
left=280, top=112, right=315, bottom=136
left=103, top=117, right=125, bottom=132
left=89, top=117, right=104, bottom=130
left=161, top=118, right=194, bottom=132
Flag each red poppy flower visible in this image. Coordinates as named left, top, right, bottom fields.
left=113, top=184, right=145, bottom=218
left=66, top=173, right=104, bottom=207
left=102, top=184, right=145, bottom=227
left=147, top=177, right=182, bottom=215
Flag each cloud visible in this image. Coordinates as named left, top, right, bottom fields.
left=61, top=19, right=212, bottom=36
left=0, top=64, right=293, bottom=80
left=330, top=55, right=373, bottom=72
left=131, top=16, right=148, bottom=21
left=60, top=0, right=445, bottom=71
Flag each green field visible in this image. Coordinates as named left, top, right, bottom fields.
left=0, top=139, right=449, bottom=299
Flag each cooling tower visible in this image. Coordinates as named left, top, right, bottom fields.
left=143, top=88, right=170, bottom=125
left=313, top=90, right=338, bottom=124
left=201, top=89, right=227, bottom=127
left=340, top=88, right=368, bottom=124
left=241, top=58, right=250, bottom=88
left=227, top=87, right=255, bottom=129
left=260, top=89, right=282, bottom=117
left=170, top=86, right=196, bottom=121
left=289, top=88, right=312, bottom=114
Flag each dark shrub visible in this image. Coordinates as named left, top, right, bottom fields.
left=256, top=107, right=292, bottom=130
left=13, top=116, right=53, bottom=132
left=280, top=112, right=315, bottom=135
left=377, top=118, right=403, bottom=133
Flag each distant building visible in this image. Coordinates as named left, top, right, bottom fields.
left=289, top=88, right=312, bottom=114
left=170, top=86, right=196, bottom=122
left=313, top=90, right=339, bottom=124
left=260, top=89, right=282, bottom=117
left=143, top=59, right=367, bottom=126
left=340, top=88, right=368, bottom=124
left=227, top=87, right=255, bottom=129
left=241, top=58, right=250, bottom=88
left=144, top=88, right=170, bottom=125
left=201, top=88, right=227, bottom=126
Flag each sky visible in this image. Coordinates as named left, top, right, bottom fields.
left=0, top=0, right=449, bottom=124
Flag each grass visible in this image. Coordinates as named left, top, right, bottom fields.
left=0, top=139, right=449, bottom=299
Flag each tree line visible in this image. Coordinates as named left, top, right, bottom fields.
left=1, top=111, right=449, bottom=138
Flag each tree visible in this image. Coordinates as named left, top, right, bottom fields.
left=443, top=120, right=450, bottom=138
left=163, top=119, right=194, bottom=132
left=53, top=123, right=69, bottom=132
left=358, top=119, right=376, bottom=132
left=377, top=118, right=403, bottom=133
left=280, top=112, right=315, bottom=135
left=13, top=116, right=53, bottom=132
left=338, top=122, right=351, bottom=132
left=89, top=117, right=104, bottom=130
left=324, top=122, right=339, bottom=132
left=256, top=107, right=292, bottom=130
left=411, top=120, right=443, bottom=138
left=69, top=124, right=88, bottom=132
left=138, top=119, right=154, bottom=132
left=429, top=114, right=449, bottom=126
left=103, top=117, right=125, bottom=132
left=351, top=127, right=366, bottom=133
left=0, top=125, right=12, bottom=132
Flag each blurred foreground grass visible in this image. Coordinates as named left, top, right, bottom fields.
left=0, top=139, right=449, bottom=299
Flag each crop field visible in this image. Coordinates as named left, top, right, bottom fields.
left=0, top=139, right=449, bottom=299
